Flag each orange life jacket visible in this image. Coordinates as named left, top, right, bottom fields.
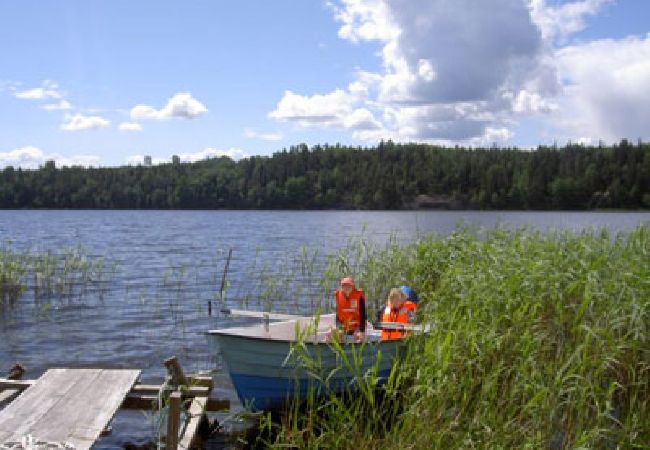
left=381, top=300, right=417, bottom=340
left=335, top=288, right=365, bottom=334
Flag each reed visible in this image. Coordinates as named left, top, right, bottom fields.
left=0, top=246, right=28, bottom=304
left=0, top=245, right=116, bottom=307
left=234, top=245, right=327, bottom=314
left=267, top=225, right=650, bottom=449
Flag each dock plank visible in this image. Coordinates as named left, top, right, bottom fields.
left=179, top=396, right=208, bottom=450
left=0, top=368, right=140, bottom=449
left=67, top=370, right=140, bottom=447
left=0, top=369, right=81, bottom=436
left=25, top=369, right=103, bottom=442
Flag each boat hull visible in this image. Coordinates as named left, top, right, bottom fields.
left=206, top=327, right=402, bottom=411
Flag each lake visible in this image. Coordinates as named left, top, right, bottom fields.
left=0, top=210, right=648, bottom=447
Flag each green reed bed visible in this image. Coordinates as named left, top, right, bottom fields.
left=0, top=245, right=116, bottom=307
left=266, top=226, right=649, bottom=449
left=0, top=247, right=28, bottom=304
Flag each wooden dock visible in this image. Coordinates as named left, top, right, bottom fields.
left=0, top=358, right=230, bottom=449
left=0, top=368, right=139, bottom=448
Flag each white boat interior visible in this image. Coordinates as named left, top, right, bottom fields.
left=207, top=313, right=382, bottom=344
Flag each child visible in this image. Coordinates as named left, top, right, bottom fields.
left=381, top=287, right=417, bottom=340
left=334, top=276, right=366, bottom=342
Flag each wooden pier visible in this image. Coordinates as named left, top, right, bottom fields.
left=0, top=358, right=229, bottom=449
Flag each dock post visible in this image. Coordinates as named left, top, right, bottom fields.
left=166, top=391, right=181, bottom=450
left=0, top=363, right=27, bottom=405
left=164, top=356, right=188, bottom=386
left=7, top=364, right=25, bottom=380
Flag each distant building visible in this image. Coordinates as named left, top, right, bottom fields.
left=144, top=155, right=152, bottom=167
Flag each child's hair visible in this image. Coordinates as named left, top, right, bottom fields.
left=388, top=288, right=404, bottom=303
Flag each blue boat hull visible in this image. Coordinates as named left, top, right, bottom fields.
left=206, top=317, right=403, bottom=411
left=230, top=368, right=393, bottom=411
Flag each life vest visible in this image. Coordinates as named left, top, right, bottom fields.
left=381, top=300, right=417, bottom=340
left=335, top=288, right=365, bottom=334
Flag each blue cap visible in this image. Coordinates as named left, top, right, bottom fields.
left=399, top=286, right=418, bottom=303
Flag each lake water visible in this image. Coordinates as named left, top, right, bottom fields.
left=0, top=210, right=648, bottom=447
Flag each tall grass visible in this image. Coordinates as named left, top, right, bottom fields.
left=267, top=225, right=650, bottom=449
left=0, top=245, right=116, bottom=307
left=233, top=246, right=328, bottom=314
left=0, top=247, right=28, bottom=304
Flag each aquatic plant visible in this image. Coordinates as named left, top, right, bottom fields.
left=266, top=225, right=650, bottom=449
left=0, top=246, right=28, bottom=304
left=233, top=245, right=327, bottom=314
left=0, top=245, right=117, bottom=308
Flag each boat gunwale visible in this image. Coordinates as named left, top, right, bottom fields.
left=204, top=329, right=398, bottom=346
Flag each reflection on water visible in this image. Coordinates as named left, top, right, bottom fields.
left=0, top=210, right=647, bottom=446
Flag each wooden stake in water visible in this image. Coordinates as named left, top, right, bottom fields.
left=209, top=248, right=233, bottom=316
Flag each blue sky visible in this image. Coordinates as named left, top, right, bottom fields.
left=1, top=0, right=649, bottom=167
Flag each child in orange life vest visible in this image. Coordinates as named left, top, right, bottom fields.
left=381, top=288, right=417, bottom=340
left=332, top=276, right=366, bottom=342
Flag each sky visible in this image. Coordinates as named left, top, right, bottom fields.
left=1, top=0, right=649, bottom=168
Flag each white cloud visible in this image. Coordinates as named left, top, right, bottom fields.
left=269, top=89, right=356, bottom=127
left=130, top=92, right=208, bottom=120
left=529, top=0, right=613, bottom=44
left=275, top=0, right=642, bottom=145
left=551, top=34, right=650, bottom=141
left=0, top=146, right=100, bottom=169
left=351, top=127, right=396, bottom=142
left=0, top=146, right=45, bottom=168
left=118, top=122, right=143, bottom=132
left=14, top=80, right=63, bottom=100
left=389, top=103, right=492, bottom=141
left=339, top=0, right=545, bottom=105
left=576, top=137, right=593, bottom=146
left=348, top=80, right=369, bottom=98
left=484, top=127, right=515, bottom=143
left=15, top=88, right=60, bottom=100
left=272, top=0, right=560, bottom=144
left=41, top=100, right=72, bottom=111
left=506, top=89, right=557, bottom=114
left=61, top=114, right=110, bottom=131
left=417, top=59, right=436, bottom=83
left=333, top=0, right=399, bottom=43
left=244, top=128, right=283, bottom=141
left=269, top=87, right=388, bottom=136
left=343, top=108, right=382, bottom=130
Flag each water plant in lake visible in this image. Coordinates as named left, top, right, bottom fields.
left=0, top=246, right=28, bottom=304
left=0, top=245, right=117, bottom=307
left=264, top=225, right=649, bottom=449
left=232, top=245, right=328, bottom=314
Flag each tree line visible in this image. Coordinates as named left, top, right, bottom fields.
left=1, top=140, right=648, bottom=210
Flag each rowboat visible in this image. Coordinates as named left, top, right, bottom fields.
left=205, top=311, right=408, bottom=411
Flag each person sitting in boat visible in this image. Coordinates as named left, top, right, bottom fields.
left=334, top=276, right=366, bottom=342
left=381, top=287, right=417, bottom=340
left=399, top=285, right=418, bottom=304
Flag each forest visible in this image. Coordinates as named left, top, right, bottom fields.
left=0, top=140, right=648, bottom=210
